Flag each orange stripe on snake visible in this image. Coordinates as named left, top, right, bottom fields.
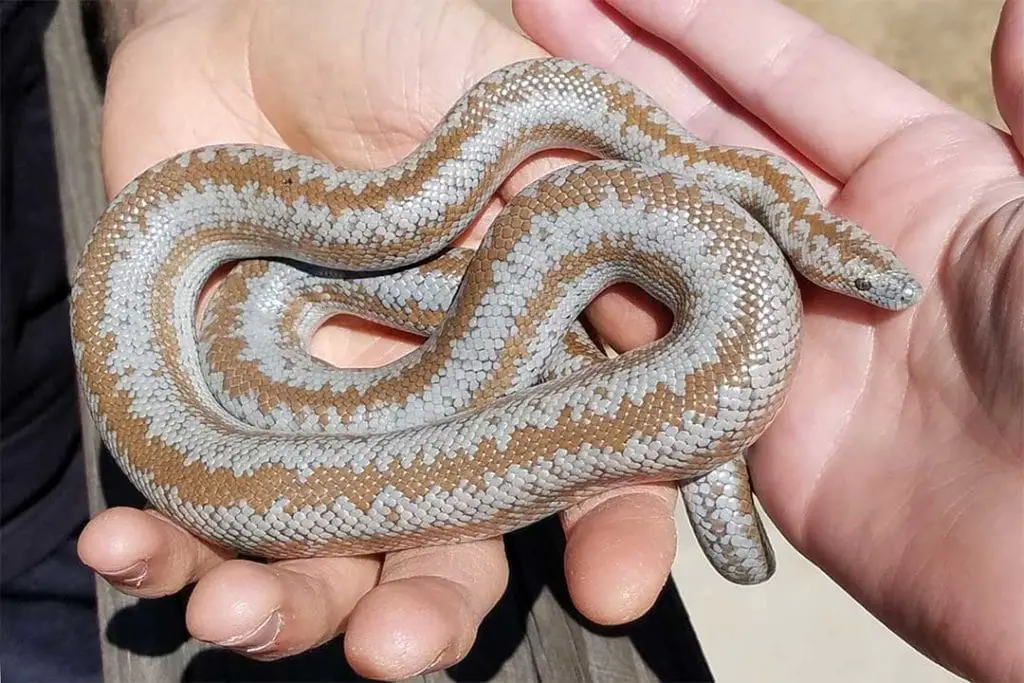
left=69, top=59, right=920, bottom=584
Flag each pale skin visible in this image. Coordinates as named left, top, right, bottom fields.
left=77, top=0, right=1022, bottom=681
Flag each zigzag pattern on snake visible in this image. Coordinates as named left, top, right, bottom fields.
left=69, top=58, right=921, bottom=585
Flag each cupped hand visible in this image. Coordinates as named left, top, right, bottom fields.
left=77, top=1, right=681, bottom=678
left=511, top=0, right=1023, bottom=681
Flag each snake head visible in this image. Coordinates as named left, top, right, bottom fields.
left=802, top=215, right=924, bottom=311
left=850, top=267, right=923, bottom=310
left=825, top=241, right=923, bottom=311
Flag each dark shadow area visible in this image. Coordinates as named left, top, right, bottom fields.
left=184, top=641, right=370, bottom=683
left=79, top=0, right=109, bottom=92
left=105, top=589, right=192, bottom=657
left=98, top=443, right=148, bottom=509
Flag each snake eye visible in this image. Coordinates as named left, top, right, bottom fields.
left=854, top=278, right=872, bottom=291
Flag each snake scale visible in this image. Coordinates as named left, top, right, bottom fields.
left=70, top=58, right=921, bottom=585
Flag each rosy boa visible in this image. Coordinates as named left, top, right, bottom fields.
left=70, top=58, right=921, bottom=585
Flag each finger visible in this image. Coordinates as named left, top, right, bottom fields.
left=509, top=0, right=750, bottom=143
left=185, top=556, right=381, bottom=660
left=600, top=0, right=957, bottom=179
left=584, top=283, right=672, bottom=354
left=511, top=0, right=841, bottom=195
left=560, top=484, right=679, bottom=625
left=77, top=507, right=230, bottom=596
left=311, top=316, right=425, bottom=369
left=343, top=539, right=508, bottom=679
left=994, top=0, right=1023, bottom=147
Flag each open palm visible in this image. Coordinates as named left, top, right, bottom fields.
left=80, top=0, right=1021, bottom=680
left=512, top=0, right=1022, bottom=679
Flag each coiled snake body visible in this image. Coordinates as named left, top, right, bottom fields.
left=70, top=59, right=921, bottom=585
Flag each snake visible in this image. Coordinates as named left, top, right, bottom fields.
left=69, top=58, right=921, bottom=585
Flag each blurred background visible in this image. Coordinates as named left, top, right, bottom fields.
left=478, top=1, right=1003, bottom=681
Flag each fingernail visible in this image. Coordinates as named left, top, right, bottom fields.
left=215, top=611, right=282, bottom=654
left=101, top=560, right=148, bottom=587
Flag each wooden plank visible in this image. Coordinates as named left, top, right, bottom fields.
left=43, top=2, right=210, bottom=681
left=43, top=1, right=713, bottom=679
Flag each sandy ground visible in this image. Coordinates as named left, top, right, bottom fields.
left=784, top=0, right=1001, bottom=124
left=475, top=1, right=1003, bottom=681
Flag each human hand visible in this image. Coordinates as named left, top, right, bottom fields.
left=511, top=0, right=1023, bottom=681
left=78, top=1, right=686, bottom=678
